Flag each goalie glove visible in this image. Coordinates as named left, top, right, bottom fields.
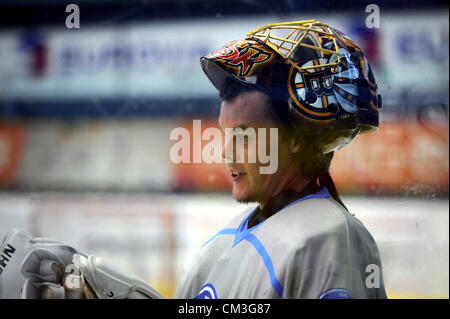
left=72, top=254, right=163, bottom=299
left=19, top=236, right=87, bottom=299
left=0, top=229, right=163, bottom=299
left=0, top=229, right=89, bottom=299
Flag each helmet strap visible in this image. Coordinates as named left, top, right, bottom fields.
left=318, top=171, right=348, bottom=211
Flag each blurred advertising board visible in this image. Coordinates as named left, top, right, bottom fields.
left=0, top=123, right=26, bottom=187
left=171, top=120, right=449, bottom=195
left=331, top=121, right=449, bottom=195
left=0, top=119, right=447, bottom=195
left=14, top=119, right=173, bottom=190
left=170, top=120, right=230, bottom=192
left=0, top=12, right=447, bottom=106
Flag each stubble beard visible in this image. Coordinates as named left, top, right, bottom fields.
left=232, top=184, right=261, bottom=205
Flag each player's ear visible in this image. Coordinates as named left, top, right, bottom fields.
left=289, top=136, right=302, bottom=154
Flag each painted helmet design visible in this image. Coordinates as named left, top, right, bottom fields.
left=200, top=20, right=381, bottom=154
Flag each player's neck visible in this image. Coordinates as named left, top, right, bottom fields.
left=249, top=179, right=320, bottom=229
left=258, top=174, right=312, bottom=210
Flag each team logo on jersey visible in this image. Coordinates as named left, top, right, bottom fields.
left=194, top=283, right=218, bottom=299
left=208, top=40, right=271, bottom=76
left=319, top=288, right=353, bottom=299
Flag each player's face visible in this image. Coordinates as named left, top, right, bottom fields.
left=218, top=90, right=300, bottom=208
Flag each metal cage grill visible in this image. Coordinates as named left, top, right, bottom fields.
left=246, top=20, right=341, bottom=72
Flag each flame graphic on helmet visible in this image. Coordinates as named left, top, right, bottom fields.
left=207, top=40, right=272, bottom=76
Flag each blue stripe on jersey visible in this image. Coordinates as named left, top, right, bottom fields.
left=233, top=186, right=332, bottom=247
left=244, top=233, right=284, bottom=298
left=201, top=228, right=236, bottom=247
left=200, top=187, right=331, bottom=298
left=281, top=186, right=331, bottom=210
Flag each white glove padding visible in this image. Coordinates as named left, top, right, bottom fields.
left=0, top=229, right=88, bottom=299
left=19, top=239, right=87, bottom=299
left=0, top=229, right=163, bottom=299
left=0, top=229, right=34, bottom=298
left=73, top=254, right=163, bottom=299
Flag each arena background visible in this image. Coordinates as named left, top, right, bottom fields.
left=0, top=0, right=448, bottom=298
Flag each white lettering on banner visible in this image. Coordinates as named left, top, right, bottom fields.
left=60, top=43, right=209, bottom=73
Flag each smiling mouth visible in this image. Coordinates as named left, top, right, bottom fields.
left=230, top=171, right=246, bottom=182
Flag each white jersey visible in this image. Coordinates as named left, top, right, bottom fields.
left=175, top=187, right=387, bottom=299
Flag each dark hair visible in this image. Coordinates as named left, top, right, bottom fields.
left=219, top=78, right=254, bottom=101
left=219, top=78, right=347, bottom=209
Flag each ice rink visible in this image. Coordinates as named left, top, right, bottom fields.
left=0, top=192, right=448, bottom=298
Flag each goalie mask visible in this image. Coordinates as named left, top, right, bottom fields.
left=200, top=20, right=381, bottom=154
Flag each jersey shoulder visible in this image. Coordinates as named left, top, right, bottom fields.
left=260, top=195, right=375, bottom=258
left=271, top=196, right=351, bottom=239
